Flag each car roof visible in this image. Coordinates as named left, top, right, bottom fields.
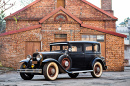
left=50, top=41, right=100, bottom=45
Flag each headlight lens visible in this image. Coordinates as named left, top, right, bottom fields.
left=36, top=54, right=42, bottom=61
left=26, top=55, right=32, bottom=60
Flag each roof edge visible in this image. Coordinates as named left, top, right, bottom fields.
left=81, top=0, right=118, bottom=20
left=39, top=6, right=82, bottom=24
left=81, top=24, right=127, bottom=38
left=0, top=25, right=41, bottom=36
left=4, top=0, right=41, bottom=19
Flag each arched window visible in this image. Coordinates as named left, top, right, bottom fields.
left=57, top=0, right=65, bottom=8
left=54, top=14, right=67, bottom=22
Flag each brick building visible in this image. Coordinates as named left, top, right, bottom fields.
left=0, top=0, right=126, bottom=71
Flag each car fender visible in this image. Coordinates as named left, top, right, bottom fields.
left=42, top=58, right=70, bottom=73
left=19, top=59, right=29, bottom=63
left=91, top=57, right=106, bottom=70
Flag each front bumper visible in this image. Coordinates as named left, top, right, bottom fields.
left=17, top=69, right=42, bottom=73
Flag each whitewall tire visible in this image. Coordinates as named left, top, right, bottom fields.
left=43, top=62, right=59, bottom=80
left=91, top=62, right=103, bottom=78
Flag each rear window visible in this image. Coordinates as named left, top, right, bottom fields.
left=85, top=44, right=100, bottom=52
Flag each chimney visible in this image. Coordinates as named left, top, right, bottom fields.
left=101, top=0, right=113, bottom=15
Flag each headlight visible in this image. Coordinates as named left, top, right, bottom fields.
left=26, top=55, right=32, bottom=60
left=36, top=54, right=42, bottom=61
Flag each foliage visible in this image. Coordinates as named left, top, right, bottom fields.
left=0, top=62, right=2, bottom=67
left=119, top=17, right=130, bottom=27
left=0, top=11, right=6, bottom=33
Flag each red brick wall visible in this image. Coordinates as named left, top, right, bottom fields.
left=0, top=25, right=124, bottom=71
left=0, top=28, right=41, bottom=69
left=6, top=20, right=39, bottom=32
left=106, top=34, right=124, bottom=71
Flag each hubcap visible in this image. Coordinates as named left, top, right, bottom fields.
left=61, top=58, right=70, bottom=70
left=48, top=66, right=56, bottom=77
left=51, top=68, right=56, bottom=74
left=95, top=65, right=100, bottom=75
left=65, top=61, right=69, bottom=67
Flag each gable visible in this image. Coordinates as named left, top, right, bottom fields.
left=4, top=0, right=55, bottom=20
left=39, top=6, right=82, bottom=24
left=5, top=0, right=117, bottom=21
left=66, top=0, right=117, bottom=20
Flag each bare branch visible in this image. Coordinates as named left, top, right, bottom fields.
left=0, top=0, right=15, bottom=15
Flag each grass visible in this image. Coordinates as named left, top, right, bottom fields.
left=0, top=62, right=14, bottom=71
left=0, top=62, right=2, bottom=67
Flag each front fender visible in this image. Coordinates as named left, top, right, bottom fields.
left=91, top=57, right=107, bottom=70
left=19, top=59, right=29, bottom=63
left=42, top=58, right=70, bottom=73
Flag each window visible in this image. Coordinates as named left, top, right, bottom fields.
left=71, top=44, right=82, bottom=52
left=82, top=35, right=89, bottom=41
left=51, top=45, right=68, bottom=51
left=97, top=35, right=104, bottom=42
left=54, top=14, right=67, bottom=22
left=81, top=35, right=104, bottom=42
left=125, top=35, right=129, bottom=40
left=90, top=35, right=96, bottom=41
left=85, top=44, right=92, bottom=52
left=85, top=44, right=100, bottom=52
left=51, top=46, right=60, bottom=51
left=93, top=44, right=100, bottom=52
left=55, top=34, right=67, bottom=38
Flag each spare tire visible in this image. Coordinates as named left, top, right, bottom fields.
left=58, top=55, right=72, bottom=71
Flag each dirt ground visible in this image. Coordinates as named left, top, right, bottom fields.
left=0, top=67, right=130, bottom=86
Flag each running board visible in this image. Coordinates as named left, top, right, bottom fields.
left=17, top=69, right=42, bottom=73
left=69, top=70, right=93, bottom=74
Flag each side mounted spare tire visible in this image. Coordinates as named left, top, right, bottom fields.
left=58, top=55, right=72, bottom=71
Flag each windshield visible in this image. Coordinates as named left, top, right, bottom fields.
left=50, top=45, right=69, bottom=51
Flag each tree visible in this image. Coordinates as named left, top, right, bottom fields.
left=0, top=12, right=6, bottom=33
left=20, top=0, right=35, bottom=6
left=119, top=17, right=130, bottom=27
left=0, top=0, right=15, bottom=15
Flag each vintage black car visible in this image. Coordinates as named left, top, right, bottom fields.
left=17, top=41, right=107, bottom=80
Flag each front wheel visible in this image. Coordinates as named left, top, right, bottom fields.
left=43, top=62, right=59, bottom=81
left=68, top=73, right=79, bottom=78
left=91, top=62, right=103, bottom=78
left=20, top=63, right=34, bottom=80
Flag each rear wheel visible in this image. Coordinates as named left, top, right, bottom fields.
left=20, top=63, right=34, bottom=80
left=43, top=62, right=59, bottom=81
left=91, top=62, right=103, bottom=78
left=68, top=73, right=79, bottom=78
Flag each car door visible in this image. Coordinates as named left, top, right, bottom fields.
left=84, top=44, right=95, bottom=69
left=69, top=43, right=86, bottom=68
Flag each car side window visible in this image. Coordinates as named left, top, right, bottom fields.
left=71, top=44, right=83, bottom=52
left=85, top=44, right=92, bottom=52
left=93, top=44, right=100, bottom=52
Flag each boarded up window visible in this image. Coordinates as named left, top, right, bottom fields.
left=57, top=0, right=65, bottom=8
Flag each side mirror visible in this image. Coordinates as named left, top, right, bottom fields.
left=68, top=48, right=72, bottom=52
